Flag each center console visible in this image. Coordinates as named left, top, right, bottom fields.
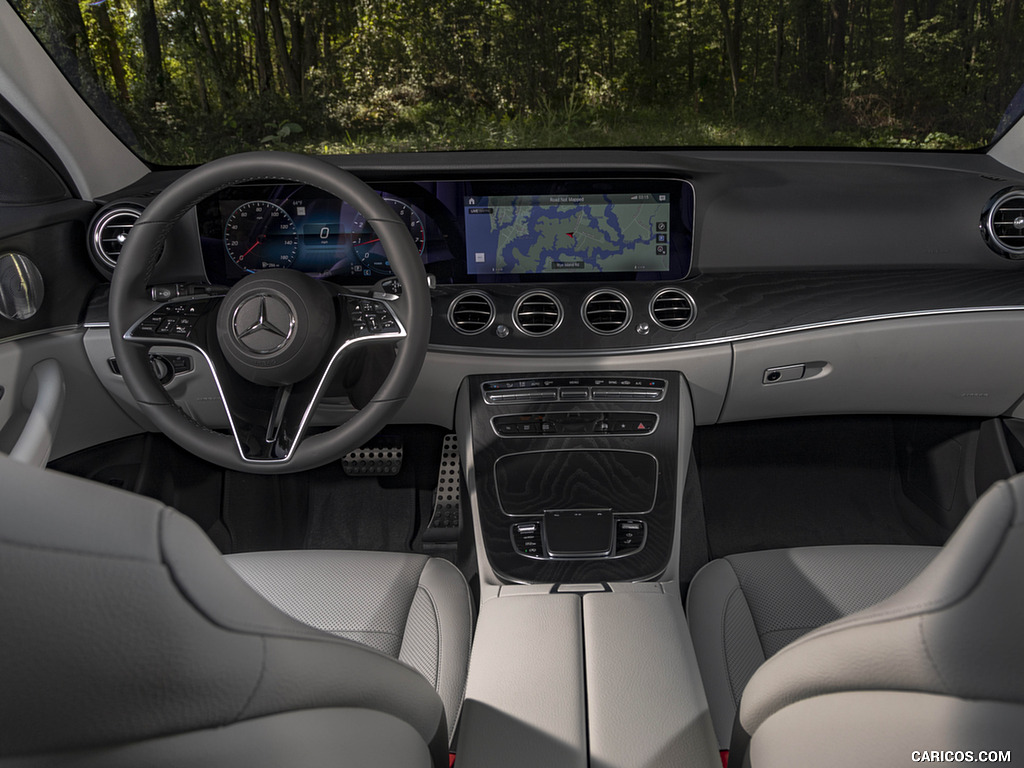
left=454, top=371, right=717, bottom=767
left=461, top=370, right=689, bottom=584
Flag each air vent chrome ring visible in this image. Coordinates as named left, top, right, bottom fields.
left=649, top=287, right=696, bottom=330
left=89, top=205, right=143, bottom=272
left=512, top=291, right=563, bottom=337
left=447, top=290, right=496, bottom=335
left=981, top=188, right=1024, bottom=259
left=582, top=289, right=632, bottom=335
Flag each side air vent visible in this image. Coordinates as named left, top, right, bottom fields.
left=649, top=287, right=696, bottom=330
left=513, top=291, right=563, bottom=336
left=982, top=189, right=1024, bottom=259
left=89, top=205, right=142, bottom=272
left=448, top=291, right=495, bottom=334
left=582, top=289, right=632, bottom=335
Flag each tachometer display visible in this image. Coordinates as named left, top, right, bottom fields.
left=351, top=198, right=425, bottom=275
left=224, top=201, right=298, bottom=272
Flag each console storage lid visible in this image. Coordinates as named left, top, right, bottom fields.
left=455, top=584, right=719, bottom=768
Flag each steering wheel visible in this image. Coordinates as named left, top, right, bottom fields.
left=109, top=152, right=430, bottom=473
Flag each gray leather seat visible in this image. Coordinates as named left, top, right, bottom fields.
left=687, top=476, right=1024, bottom=766
left=0, top=454, right=472, bottom=767
left=688, top=544, right=939, bottom=748
left=226, top=549, right=473, bottom=745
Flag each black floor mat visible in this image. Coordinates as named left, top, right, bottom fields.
left=696, top=417, right=929, bottom=558
left=303, top=472, right=417, bottom=552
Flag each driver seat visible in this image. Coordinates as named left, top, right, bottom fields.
left=0, top=452, right=472, bottom=768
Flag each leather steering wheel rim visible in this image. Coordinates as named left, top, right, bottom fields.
left=109, top=151, right=430, bottom=474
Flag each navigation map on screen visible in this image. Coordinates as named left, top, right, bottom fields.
left=464, top=192, right=671, bottom=274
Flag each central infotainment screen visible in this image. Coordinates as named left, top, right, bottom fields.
left=464, top=192, right=672, bottom=275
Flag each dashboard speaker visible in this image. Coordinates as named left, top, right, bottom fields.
left=0, top=251, right=44, bottom=321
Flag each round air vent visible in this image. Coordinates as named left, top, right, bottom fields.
left=981, top=188, right=1024, bottom=259
left=513, top=291, right=563, bottom=336
left=582, top=289, right=632, bottom=334
left=89, top=205, right=142, bottom=272
left=649, top=287, right=696, bottom=330
left=448, top=291, right=495, bottom=334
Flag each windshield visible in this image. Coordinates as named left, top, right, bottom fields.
left=8, top=0, right=1024, bottom=164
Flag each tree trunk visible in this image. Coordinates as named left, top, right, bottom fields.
left=268, top=0, right=302, bottom=98
left=636, top=0, right=660, bottom=89
left=251, top=0, right=273, bottom=95
left=717, top=0, right=744, bottom=97
left=195, top=67, right=210, bottom=114
left=826, top=0, right=848, bottom=102
left=892, top=0, right=907, bottom=85
left=90, top=1, right=130, bottom=103
left=999, top=0, right=1019, bottom=103
left=39, top=0, right=100, bottom=91
left=774, top=0, right=785, bottom=89
left=796, top=0, right=826, bottom=97
left=135, top=0, right=165, bottom=103
left=183, top=0, right=232, bottom=105
left=687, top=0, right=695, bottom=88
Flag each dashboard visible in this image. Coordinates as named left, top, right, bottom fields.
left=64, top=148, right=1024, bottom=436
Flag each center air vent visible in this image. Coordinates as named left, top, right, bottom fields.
left=513, top=291, right=563, bottom=336
left=981, top=189, right=1024, bottom=259
left=89, top=205, right=142, bottom=272
left=448, top=291, right=495, bottom=334
left=583, top=289, right=632, bottom=334
left=649, top=287, right=696, bottom=330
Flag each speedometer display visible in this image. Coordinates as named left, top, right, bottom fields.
left=351, top=199, right=426, bottom=275
left=224, top=201, right=298, bottom=272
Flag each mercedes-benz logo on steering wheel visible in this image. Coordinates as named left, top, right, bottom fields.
left=231, top=293, right=295, bottom=354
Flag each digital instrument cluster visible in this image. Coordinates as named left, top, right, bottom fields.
left=197, top=184, right=433, bottom=286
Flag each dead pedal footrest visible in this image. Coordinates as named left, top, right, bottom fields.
left=426, top=434, right=461, bottom=532
left=341, top=439, right=403, bottom=476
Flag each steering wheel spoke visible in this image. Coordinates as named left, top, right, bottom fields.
left=210, top=297, right=407, bottom=464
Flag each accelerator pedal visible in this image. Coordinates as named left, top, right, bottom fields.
left=424, top=434, right=462, bottom=564
left=341, top=437, right=403, bottom=477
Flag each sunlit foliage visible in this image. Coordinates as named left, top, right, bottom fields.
left=10, top=0, right=1024, bottom=162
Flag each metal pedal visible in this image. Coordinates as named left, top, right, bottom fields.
left=426, top=433, right=461, bottom=532
left=341, top=438, right=403, bottom=476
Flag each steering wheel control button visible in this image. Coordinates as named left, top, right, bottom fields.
left=348, top=299, right=399, bottom=336
left=216, top=270, right=334, bottom=386
left=130, top=299, right=212, bottom=340
left=232, top=294, right=295, bottom=354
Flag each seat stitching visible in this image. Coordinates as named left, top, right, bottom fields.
left=321, top=629, right=403, bottom=638
left=722, top=584, right=753, bottom=706
left=917, top=615, right=952, bottom=694
left=234, top=636, right=268, bottom=722
left=414, top=583, right=442, bottom=690
left=758, top=626, right=829, bottom=639
left=0, top=536, right=154, bottom=563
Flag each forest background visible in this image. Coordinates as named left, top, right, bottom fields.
left=11, top=0, right=1024, bottom=163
